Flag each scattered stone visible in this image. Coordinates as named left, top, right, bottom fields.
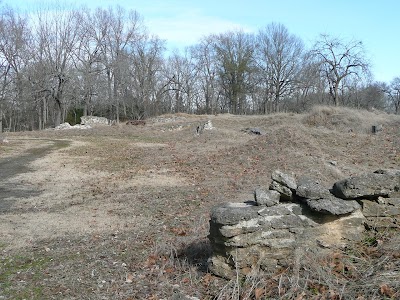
left=254, top=188, right=280, bottom=206
left=195, top=120, right=214, bottom=135
left=372, top=124, right=383, bottom=134
left=203, top=120, right=214, bottom=130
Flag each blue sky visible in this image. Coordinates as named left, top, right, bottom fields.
left=3, top=0, right=399, bottom=83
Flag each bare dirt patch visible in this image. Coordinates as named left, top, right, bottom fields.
left=0, top=109, right=399, bottom=299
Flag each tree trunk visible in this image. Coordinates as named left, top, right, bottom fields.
left=333, top=84, right=339, bottom=106
left=106, top=68, right=113, bottom=120
left=55, top=101, right=62, bottom=127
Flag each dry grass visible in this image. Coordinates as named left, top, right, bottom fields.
left=0, top=106, right=399, bottom=299
left=303, top=105, right=396, bottom=134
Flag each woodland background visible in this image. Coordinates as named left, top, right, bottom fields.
left=1, top=4, right=400, bottom=132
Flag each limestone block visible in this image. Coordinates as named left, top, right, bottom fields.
left=257, top=204, right=295, bottom=216
left=218, top=219, right=260, bottom=238
left=225, top=229, right=293, bottom=247
left=305, top=196, right=361, bottom=215
left=365, top=217, right=400, bottom=230
left=210, top=202, right=260, bottom=225
left=271, top=170, right=297, bottom=190
left=269, top=181, right=293, bottom=201
left=361, top=200, right=400, bottom=217
left=296, top=176, right=331, bottom=199
left=332, top=173, right=400, bottom=199
left=254, top=188, right=280, bottom=206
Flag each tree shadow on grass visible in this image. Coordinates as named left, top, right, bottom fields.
left=0, top=186, right=42, bottom=213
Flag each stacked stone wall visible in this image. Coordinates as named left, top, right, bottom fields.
left=208, top=169, right=400, bottom=278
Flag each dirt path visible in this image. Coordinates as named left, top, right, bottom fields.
left=0, top=138, right=112, bottom=249
left=0, top=139, right=70, bottom=205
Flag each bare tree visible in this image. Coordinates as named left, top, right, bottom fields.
left=311, top=34, right=369, bottom=106
left=292, top=53, right=324, bottom=111
left=257, top=23, right=304, bottom=112
left=103, top=6, right=143, bottom=122
left=32, top=4, right=81, bottom=126
left=190, top=36, right=220, bottom=114
left=387, top=77, right=400, bottom=114
left=213, top=31, right=255, bottom=114
left=73, top=8, right=104, bottom=117
left=129, top=34, right=165, bottom=118
left=0, top=6, right=31, bottom=131
left=164, top=50, right=198, bottom=114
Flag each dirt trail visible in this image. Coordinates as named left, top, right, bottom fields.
left=0, top=139, right=70, bottom=211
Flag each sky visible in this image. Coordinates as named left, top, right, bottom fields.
left=3, top=0, right=400, bottom=83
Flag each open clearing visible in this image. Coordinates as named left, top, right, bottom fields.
left=0, top=107, right=399, bottom=299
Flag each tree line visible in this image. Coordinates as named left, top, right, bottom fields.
left=0, top=4, right=399, bottom=132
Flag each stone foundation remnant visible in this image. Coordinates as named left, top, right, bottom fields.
left=208, top=169, right=400, bottom=278
left=80, top=116, right=110, bottom=125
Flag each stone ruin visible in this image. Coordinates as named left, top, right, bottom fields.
left=80, top=116, right=110, bottom=125
left=208, top=169, right=400, bottom=279
left=55, top=122, right=91, bottom=130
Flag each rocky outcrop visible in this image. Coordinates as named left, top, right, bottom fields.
left=208, top=169, right=400, bottom=279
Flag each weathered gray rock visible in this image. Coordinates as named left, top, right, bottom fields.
left=332, top=173, right=400, bottom=199
left=257, top=204, right=295, bottom=216
left=208, top=255, right=236, bottom=279
left=305, top=195, right=360, bottom=215
left=254, top=188, right=280, bottom=206
left=224, top=229, right=293, bottom=247
left=360, top=199, right=400, bottom=217
left=365, top=217, right=400, bottom=230
left=210, top=202, right=260, bottom=225
left=269, top=181, right=293, bottom=201
left=271, top=170, right=297, bottom=190
left=208, top=169, right=400, bottom=279
left=387, top=198, right=400, bottom=206
left=296, top=177, right=331, bottom=199
left=262, top=214, right=316, bottom=229
left=218, top=219, right=260, bottom=238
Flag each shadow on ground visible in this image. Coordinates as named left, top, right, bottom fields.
left=0, top=139, right=70, bottom=211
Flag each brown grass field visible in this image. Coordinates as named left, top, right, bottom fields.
left=0, top=106, right=399, bottom=299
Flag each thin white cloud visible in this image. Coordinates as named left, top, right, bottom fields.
left=145, top=11, right=255, bottom=49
